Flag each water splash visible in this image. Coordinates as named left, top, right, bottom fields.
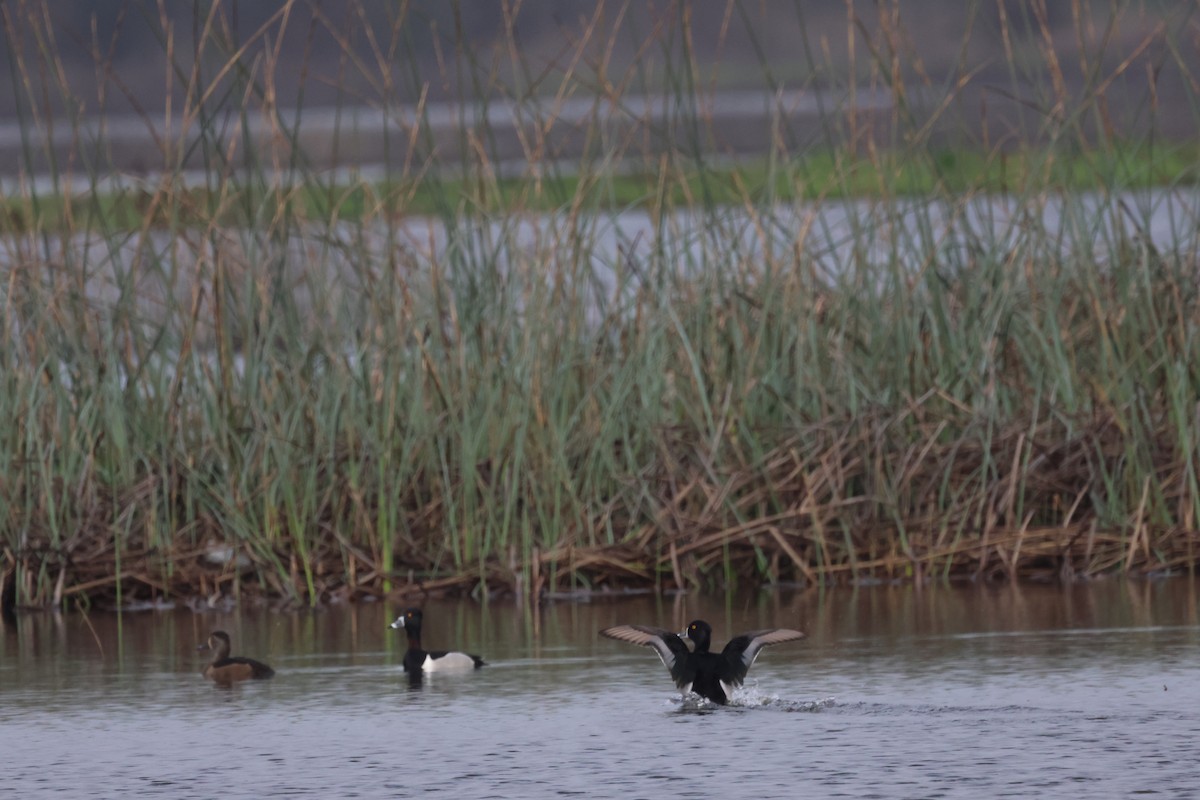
left=730, top=686, right=837, bottom=712
left=664, top=685, right=837, bottom=712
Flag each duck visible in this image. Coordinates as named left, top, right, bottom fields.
left=389, top=608, right=486, bottom=673
left=197, top=630, right=275, bottom=685
left=600, top=619, right=804, bottom=705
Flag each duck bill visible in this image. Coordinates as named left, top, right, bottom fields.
left=196, top=642, right=211, bottom=652
left=389, top=616, right=406, bottom=630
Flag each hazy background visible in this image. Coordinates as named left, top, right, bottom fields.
left=0, top=1, right=1195, bottom=177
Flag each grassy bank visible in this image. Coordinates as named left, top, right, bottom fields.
left=2, top=0, right=1199, bottom=609
left=7, top=143, right=1200, bottom=232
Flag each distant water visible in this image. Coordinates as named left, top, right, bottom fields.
left=4, top=188, right=1198, bottom=358
left=4, top=580, right=1200, bottom=798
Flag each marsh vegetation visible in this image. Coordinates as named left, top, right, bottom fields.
left=1, top=1, right=1198, bottom=608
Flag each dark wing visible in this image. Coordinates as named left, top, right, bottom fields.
left=720, top=628, right=805, bottom=685
left=600, top=624, right=692, bottom=686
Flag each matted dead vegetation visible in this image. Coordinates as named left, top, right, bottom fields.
left=4, top=398, right=1198, bottom=610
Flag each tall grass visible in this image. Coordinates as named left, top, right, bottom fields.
left=1, top=0, right=1199, bottom=608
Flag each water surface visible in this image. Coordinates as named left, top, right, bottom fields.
left=4, top=580, right=1200, bottom=798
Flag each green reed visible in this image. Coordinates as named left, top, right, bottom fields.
left=1, top=0, right=1199, bottom=607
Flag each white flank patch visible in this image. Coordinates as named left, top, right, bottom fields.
left=424, top=652, right=478, bottom=672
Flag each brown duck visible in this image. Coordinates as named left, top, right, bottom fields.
left=198, top=630, right=275, bottom=685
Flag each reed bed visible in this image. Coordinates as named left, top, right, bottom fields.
left=1, top=0, right=1199, bottom=608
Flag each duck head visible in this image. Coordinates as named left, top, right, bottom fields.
left=681, top=620, right=713, bottom=653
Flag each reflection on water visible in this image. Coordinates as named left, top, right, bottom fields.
left=3, top=580, right=1200, bottom=798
